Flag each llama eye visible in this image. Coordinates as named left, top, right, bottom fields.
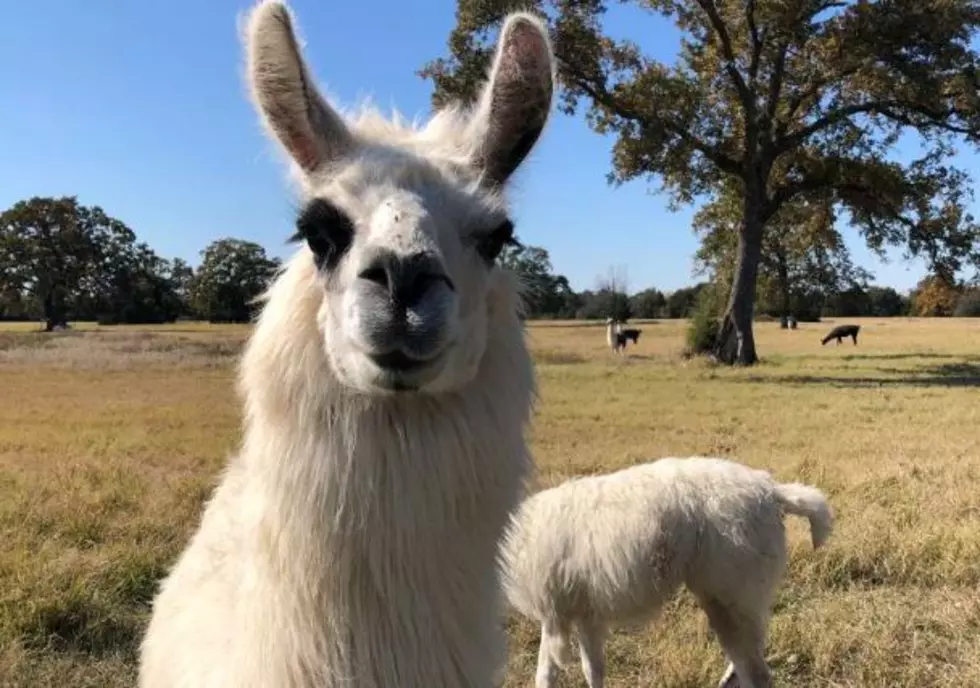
left=476, top=219, right=517, bottom=264
left=291, top=199, right=355, bottom=270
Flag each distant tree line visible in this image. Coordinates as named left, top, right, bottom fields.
left=500, top=241, right=980, bottom=321
left=0, top=197, right=280, bottom=329
left=2, top=196, right=977, bottom=331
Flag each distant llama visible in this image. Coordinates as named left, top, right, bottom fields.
left=138, top=2, right=555, bottom=687
left=605, top=317, right=641, bottom=353
left=821, top=323, right=860, bottom=346
left=620, top=326, right=642, bottom=345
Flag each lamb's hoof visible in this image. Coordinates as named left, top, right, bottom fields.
left=717, top=664, right=740, bottom=688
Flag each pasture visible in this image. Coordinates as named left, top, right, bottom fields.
left=1, top=317, right=979, bottom=687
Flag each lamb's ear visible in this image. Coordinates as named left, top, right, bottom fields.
left=244, top=1, right=354, bottom=173
left=468, top=12, right=555, bottom=188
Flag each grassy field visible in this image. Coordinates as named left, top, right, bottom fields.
left=1, top=316, right=979, bottom=687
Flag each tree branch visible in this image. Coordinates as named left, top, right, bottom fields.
left=876, top=104, right=978, bottom=138
left=763, top=39, right=791, bottom=145
left=695, top=0, right=754, bottom=113
left=771, top=1, right=855, bottom=141
left=775, top=99, right=973, bottom=155
left=560, top=60, right=742, bottom=176
left=746, top=0, right=764, bottom=82
left=767, top=174, right=836, bottom=217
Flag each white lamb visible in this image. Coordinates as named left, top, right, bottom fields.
left=139, top=2, right=555, bottom=687
left=499, top=456, right=834, bottom=688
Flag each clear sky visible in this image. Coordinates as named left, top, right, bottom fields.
left=2, top=0, right=975, bottom=294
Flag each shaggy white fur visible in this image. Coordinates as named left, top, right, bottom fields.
left=138, top=2, right=555, bottom=687
left=605, top=318, right=620, bottom=353
left=499, top=456, right=834, bottom=688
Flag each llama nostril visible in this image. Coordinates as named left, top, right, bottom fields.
left=358, top=250, right=453, bottom=306
left=398, top=272, right=453, bottom=307
left=358, top=265, right=390, bottom=291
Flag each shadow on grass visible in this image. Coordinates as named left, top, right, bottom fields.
left=535, top=349, right=586, bottom=365
left=740, top=362, right=980, bottom=389
left=612, top=353, right=657, bottom=361
left=840, top=352, right=980, bottom=363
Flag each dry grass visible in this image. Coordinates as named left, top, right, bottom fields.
left=1, top=317, right=979, bottom=687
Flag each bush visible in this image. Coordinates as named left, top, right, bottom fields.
left=953, top=289, right=980, bottom=317
left=685, top=285, right=721, bottom=356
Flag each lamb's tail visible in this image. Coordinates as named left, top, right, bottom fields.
left=774, top=483, right=834, bottom=549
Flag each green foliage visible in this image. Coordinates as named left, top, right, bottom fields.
left=866, top=286, right=911, bottom=317
left=574, top=289, right=631, bottom=321
left=0, top=198, right=286, bottom=327
left=953, top=289, right=980, bottom=316
left=630, top=288, right=667, bottom=318
left=665, top=283, right=711, bottom=319
left=498, top=243, right=580, bottom=318
left=685, top=284, right=722, bottom=356
left=0, top=196, right=181, bottom=328
left=190, top=239, right=280, bottom=323
left=910, top=274, right=962, bottom=316
left=423, top=0, right=980, bottom=363
left=168, top=258, right=196, bottom=318
left=824, top=287, right=873, bottom=318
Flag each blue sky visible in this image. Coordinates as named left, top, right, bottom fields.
left=1, top=1, right=974, bottom=294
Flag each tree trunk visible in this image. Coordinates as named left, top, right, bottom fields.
left=42, top=291, right=67, bottom=331
left=714, top=203, right=765, bottom=365
left=776, top=249, right=790, bottom=329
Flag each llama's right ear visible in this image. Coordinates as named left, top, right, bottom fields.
left=244, top=1, right=354, bottom=173
left=467, top=12, right=555, bottom=188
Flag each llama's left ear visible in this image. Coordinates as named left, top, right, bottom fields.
left=468, top=12, right=555, bottom=188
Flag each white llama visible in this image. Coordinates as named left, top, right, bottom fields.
left=605, top=318, right=626, bottom=353
left=500, top=456, right=834, bottom=688
left=138, top=2, right=555, bottom=687
left=605, top=317, right=619, bottom=352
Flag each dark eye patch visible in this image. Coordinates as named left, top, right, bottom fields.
left=476, top=219, right=520, bottom=264
left=289, top=198, right=355, bottom=271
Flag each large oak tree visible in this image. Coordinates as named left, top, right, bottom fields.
left=422, top=0, right=980, bottom=363
left=0, top=196, right=139, bottom=329
left=190, top=238, right=280, bottom=323
left=693, top=181, right=872, bottom=322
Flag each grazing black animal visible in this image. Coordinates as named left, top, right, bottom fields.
left=611, top=328, right=642, bottom=352
left=821, top=324, right=860, bottom=346
left=620, top=328, right=642, bottom=345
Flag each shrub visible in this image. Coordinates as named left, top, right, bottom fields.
left=685, top=284, right=721, bottom=356
left=953, top=289, right=980, bottom=317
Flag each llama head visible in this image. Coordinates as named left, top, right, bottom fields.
left=244, top=1, right=554, bottom=395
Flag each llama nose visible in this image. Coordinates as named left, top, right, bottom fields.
left=357, top=250, right=455, bottom=307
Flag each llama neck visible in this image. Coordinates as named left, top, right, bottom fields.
left=232, top=263, right=534, bottom=686
left=237, top=377, right=531, bottom=687
left=242, top=388, right=530, bottom=541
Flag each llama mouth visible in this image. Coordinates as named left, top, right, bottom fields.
left=368, top=350, right=432, bottom=372
left=365, top=348, right=447, bottom=393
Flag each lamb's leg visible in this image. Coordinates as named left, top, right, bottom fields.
left=575, top=620, right=607, bottom=688
left=534, top=640, right=555, bottom=688
left=700, top=598, right=772, bottom=688
left=535, top=621, right=570, bottom=688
